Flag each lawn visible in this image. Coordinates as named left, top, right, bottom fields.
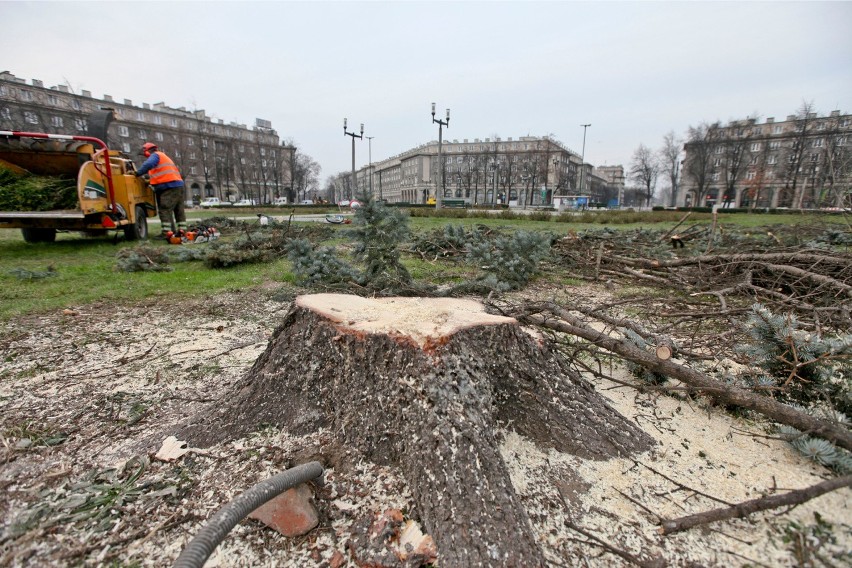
left=0, top=208, right=847, bottom=320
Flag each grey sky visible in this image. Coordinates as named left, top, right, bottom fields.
left=2, top=1, right=850, bottom=186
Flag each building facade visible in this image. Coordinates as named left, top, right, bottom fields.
left=333, top=135, right=622, bottom=207
left=0, top=71, right=294, bottom=205
left=679, top=110, right=851, bottom=209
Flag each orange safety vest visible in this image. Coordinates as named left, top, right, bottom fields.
left=149, top=151, right=183, bottom=186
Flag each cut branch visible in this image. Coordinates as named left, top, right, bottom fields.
left=659, top=474, right=852, bottom=535
left=515, top=303, right=852, bottom=452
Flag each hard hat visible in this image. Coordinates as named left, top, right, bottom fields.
left=142, top=142, right=158, bottom=154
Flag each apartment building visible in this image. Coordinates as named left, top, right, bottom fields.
left=679, top=110, right=851, bottom=209
left=336, top=135, right=621, bottom=207
left=0, top=71, right=294, bottom=205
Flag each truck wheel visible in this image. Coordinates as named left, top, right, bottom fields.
left=21, top=228, right=57, bottom=243
left=124, top=206, right=149, bottom=241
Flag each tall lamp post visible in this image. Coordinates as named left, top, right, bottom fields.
left=580, top=123, right=591, bottom=199
left=431, top=102, right=450, bottom=208
left=343, top=118, right=364, bottom=199
left=366, top=136, right=374, bottom=197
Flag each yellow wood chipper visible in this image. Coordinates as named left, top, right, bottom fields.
left=0, top=110, right=156, bottom=242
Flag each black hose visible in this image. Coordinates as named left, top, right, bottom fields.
left=173, top=461, right=324, bottom=568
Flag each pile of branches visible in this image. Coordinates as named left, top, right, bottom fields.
left=0, top=166, right=78, bottom=211
left=553, top=225, right=852, bottom=329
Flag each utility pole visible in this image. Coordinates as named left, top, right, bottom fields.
left=431, top=102, right=450, bottom=208
left=580, top=124, right=591, bottom=198
left=366, top=136, right=374, bottom=197
left=343, top=118, right=364, bottom=199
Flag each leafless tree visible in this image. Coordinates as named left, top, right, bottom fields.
left=815, top=112, right=851, bottom=208
left=629, top=143, right=659, bottom=207
left=720, top=121, right=753, bottom=207
left=659, top=131, right=682, bottom=207
left=683, top=122, right=720, bottom=207
left=780, top=101, right=818, bottom=208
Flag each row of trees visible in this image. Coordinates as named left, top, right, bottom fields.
left=630, top=102, right=851, bottom=209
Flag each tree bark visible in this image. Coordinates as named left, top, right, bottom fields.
left=176, top=294, right=655, bottom=567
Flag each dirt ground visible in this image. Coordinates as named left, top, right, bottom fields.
left=0, top=285, right=849, bottom=567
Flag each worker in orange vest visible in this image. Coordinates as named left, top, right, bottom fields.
left=136, top=142, right=187, bottom=238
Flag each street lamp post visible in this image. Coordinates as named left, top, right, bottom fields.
left=431, top=102, right=450, bottom=208
left=580, top=123, right=591, bottom=198
left=366, top=136, right=374, bottom=197
left=343, top=118, right=364, bottom=199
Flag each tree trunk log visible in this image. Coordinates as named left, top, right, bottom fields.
left=177, top=294, right=655, bottom=567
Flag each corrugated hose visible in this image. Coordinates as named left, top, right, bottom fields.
left=173, top=461, right=324, bottom=568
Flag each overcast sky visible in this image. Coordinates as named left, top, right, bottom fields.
left=3, top=1, right=850, bottom=185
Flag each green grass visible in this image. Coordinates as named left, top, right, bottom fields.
left=0, top=232, right=292, bottom=319
left=0, top=209, right=845, bottom=320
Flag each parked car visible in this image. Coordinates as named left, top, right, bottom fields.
left=200, top=197, right=231, bottom=208
left=300, top=200, right=315, bottom=205
left=273, top=197, right=289, bottom=205
left=233, top=199, right=257, bottom=207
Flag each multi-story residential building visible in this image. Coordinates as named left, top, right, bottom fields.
left=0, top=71, right=294, bottom=205
left=679, top=110, right=851, bottom=209
left=333, top=135, right=621, bottom=207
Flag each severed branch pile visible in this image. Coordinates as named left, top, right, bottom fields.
left=552, top=225, right=852, bottom=329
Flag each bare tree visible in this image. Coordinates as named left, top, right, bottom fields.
left=816, top=112, right=852, bottom=208
left=629, top=144, right=659, bottom=207
left=659, top=131, right=682, bottom=207
left=720, top=121, right=753, bottom=207
left=780, top=101, right=818, bottom=208
left=683, top=122, right=720, bottom=207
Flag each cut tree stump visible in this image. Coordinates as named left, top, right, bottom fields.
left=177, top=294, right=655, bottom=567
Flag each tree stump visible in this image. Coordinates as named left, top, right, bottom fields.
left=178, top=294, right=654, bottom=567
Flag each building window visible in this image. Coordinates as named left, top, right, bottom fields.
left=189, top=152, right=196, bottom=159
left=1, top=107, right=11, bottom=120
left=74, top=118, right=86, bottom=131
left=811, top=153, right=818, bottom=162
left=746, top=171, right=756, bottom=180
left=768, top=155, right=777, bottom=165
left=138, top=129, right=146, bottom=139
left=20, top=90, right=33, bottom=101
left=240, top=157, right=246, bottom=164
left=155, top=132, right=164, bottom=141
left=202, top=139, right=208, bottom=148
left=773, top=125, right=782, bottom=134
left=137, top=111, right=145, bottom=122
left=713, top=158, right=722, bottom=167
left=71, top=99, right=81, bottom=110
left=47, top=94, right=58, bottom=106
left=0, top=85, right=7, bottom=96
left=170, top=118, right=177, bottom=127
left=154, top=115, right=161, bottom=125
left=187, top=137, right=194, bottom=146
left=715, top=146, right=723, bottom=154
left=24, top=111, right=38, bottom=124
left=190, top=166, right=197, bottom=175
left=118, top=125, right=129, bottom=137
left=711, top=172, right=720, bottom=181
left=51, top=116, right=63, bottom=127
left=122, top=142, right=131, bottom=153
left=751, top=143, right=761, bottom=152
left=813, top=138, right=823, bottom=147
left=769, top=141, right=781, bottom=149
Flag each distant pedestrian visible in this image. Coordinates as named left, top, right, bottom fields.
left=136, top=143, right=186, bottom=238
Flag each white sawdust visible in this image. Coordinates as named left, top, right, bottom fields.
left=1, top=291, right=849, bottom=568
